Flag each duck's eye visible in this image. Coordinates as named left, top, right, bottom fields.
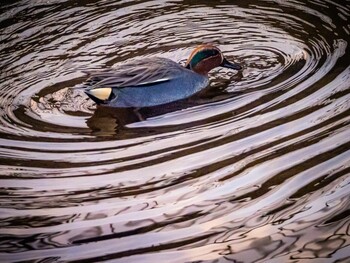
left=209, top=49, right=219, bottom=56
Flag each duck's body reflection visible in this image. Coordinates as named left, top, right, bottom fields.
left=86, top=91, right=239, bottom=136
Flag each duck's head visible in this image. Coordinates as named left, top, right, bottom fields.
left=185, top=45, right=241, bottom=75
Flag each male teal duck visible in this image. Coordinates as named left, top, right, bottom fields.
left=83, top=45, right=241, bottom=108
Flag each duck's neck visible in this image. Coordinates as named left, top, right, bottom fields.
left=192, top=64, right=210, bottom=75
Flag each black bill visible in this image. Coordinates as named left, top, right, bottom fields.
left=221, top=58, right=242, bottom=70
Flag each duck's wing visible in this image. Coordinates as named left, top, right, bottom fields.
left=83, top=58, right=183, bottom=89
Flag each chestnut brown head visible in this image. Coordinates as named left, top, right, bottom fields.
left=185, top=45, right=241, bottom=75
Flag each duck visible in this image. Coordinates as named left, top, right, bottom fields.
left=83, top=45, right=241, bottom=108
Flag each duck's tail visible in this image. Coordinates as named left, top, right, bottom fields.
left=84, top=88, right=113, bottom=105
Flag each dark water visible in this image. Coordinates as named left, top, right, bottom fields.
left=1, top=0, right=350, bottom=262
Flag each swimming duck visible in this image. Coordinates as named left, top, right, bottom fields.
left=83, top=45, right=241, bottom=108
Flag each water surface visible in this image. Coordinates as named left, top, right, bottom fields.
left=0, top=0, right=350, bottom=262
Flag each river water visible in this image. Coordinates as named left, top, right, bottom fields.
left=1, top=0, right=350, bottom=262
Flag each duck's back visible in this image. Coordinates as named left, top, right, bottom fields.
left=84, top=57, right=209, bottom=108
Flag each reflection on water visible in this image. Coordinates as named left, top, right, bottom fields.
left=0, top=0, right=350, bottom=262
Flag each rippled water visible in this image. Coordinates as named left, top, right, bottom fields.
left=1, top=0, right=350, bottom=262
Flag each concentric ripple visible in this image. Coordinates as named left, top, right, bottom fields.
left=0, top=0, right=350, bottom=262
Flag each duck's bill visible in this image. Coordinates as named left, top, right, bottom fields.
left=221, top=58, right=242, bottom=70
